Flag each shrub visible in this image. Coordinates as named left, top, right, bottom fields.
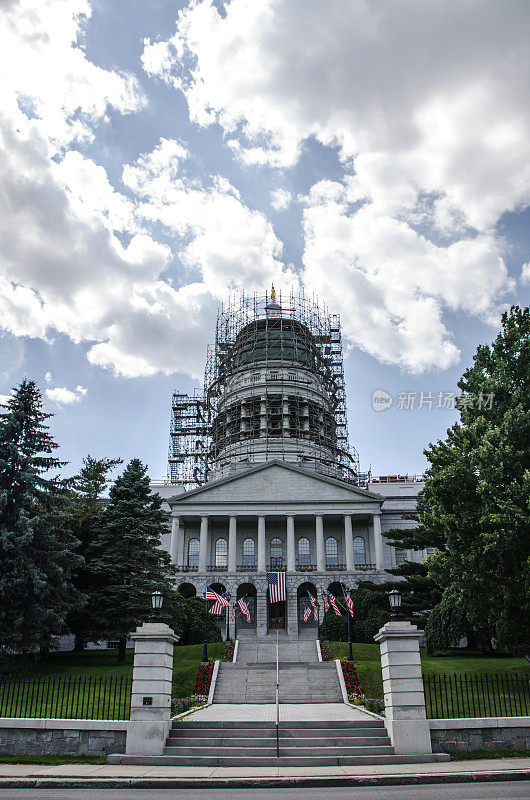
left=364, top=698, right=385, bottom=715
left=193, top=660, right=214, bottom=695
left=340, top=659, right=363, bottom=694
left=319, top=641, right=332, bottom=661
left=171, top=694, right=208, bottom=716
left=223, top=640, right=235, bottom=662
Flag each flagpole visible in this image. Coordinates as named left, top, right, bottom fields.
left=341, top=582, right=353, bottom=662
left=225, top=591, right=231, bottom=641
left=321, top=596, right=328, bottom=642
left=202, top=586, right=209, bottom=664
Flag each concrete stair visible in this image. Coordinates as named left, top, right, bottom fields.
left=237, top=635, right=318, bottom=664
left=108, top=720, right=450, bottom=767
left=214, top=661, right=342, bottom=703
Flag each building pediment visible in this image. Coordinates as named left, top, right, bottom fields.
left=167, top=460, right=383, bottom=507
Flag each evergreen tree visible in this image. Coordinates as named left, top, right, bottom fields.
left=0, top=380, right=81, bottom=659
left=66, top=455, right=122, bottom=650
left=89, top=459, right=175, bottom=661
left=392, top=307, right=530, bottom=654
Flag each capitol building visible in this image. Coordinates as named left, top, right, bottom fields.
left=154, top=289, right=425, bottom=637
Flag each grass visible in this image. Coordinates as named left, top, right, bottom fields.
left=329, top=641, right=530, bottom=717
left=0, top=642, right=225, bottom=718
left=450, top=749, right=530, bottom=761
left=0, top=755, right=105, bottom=765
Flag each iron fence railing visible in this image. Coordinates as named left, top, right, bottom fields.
left=423, top=672, right=530, bottom=719
left=0, top=675, right=132, bottom=720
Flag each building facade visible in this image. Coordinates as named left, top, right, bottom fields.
left=154, top=290, right=426, bottom=637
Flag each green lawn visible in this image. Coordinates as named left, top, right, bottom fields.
left=0, top=642, right=225, bottom=718
left=330, top=641, right=530, bottom=717
left=0, top=755, right=106, bottom=765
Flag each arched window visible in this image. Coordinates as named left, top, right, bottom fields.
left=297, top=537, right=310, bottom=566
left=215, top=538, right=228, bottom=567
left=270, top=537, right=283, bottom=569
left=325, top=536, right=338, bottom=566
left=242, top=538, right=255, bottom=567
left=188, top=538, right=199, bottom=567
left=354, top=537, right=366, bottom=566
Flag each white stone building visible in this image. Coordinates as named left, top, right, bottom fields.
left=153, top=290, right=426, bottom=637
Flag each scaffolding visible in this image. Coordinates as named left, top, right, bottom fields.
left=168, top=289, right=367, bottom=489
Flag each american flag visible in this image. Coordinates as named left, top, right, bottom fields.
left=303, top=605, right=312, bottom=622
left=342, top=586, right=355, bottom=617
left=231, top=603, right=236, bottom=622
left=238, top=595, right=251, bottom=623
left=323, top=588, right=342, bottom=616
left=308, top=592, right=319, bottom=621
left=267, top=571, right=286, bottom=603
left=206, top=587, right=229, bottom=615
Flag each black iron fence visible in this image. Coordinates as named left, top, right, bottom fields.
left=423, top=672, right=530, bottom=719
left=0, top=675, right=132, bottom=720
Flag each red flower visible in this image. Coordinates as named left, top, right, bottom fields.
left=340, top=660, right=363, bottom=694
left=193, top=661, right=214, bottom=695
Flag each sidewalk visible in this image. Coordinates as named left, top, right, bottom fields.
left=0, top=757, right=528, bottom=788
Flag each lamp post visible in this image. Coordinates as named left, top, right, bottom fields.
left=150, top=591, right=163, bottom=622
left=341, top=583, right=354, bottom=662
left=388, top=588, right=403, bottom=620
left=321, top=600, right=328, bottom=642
left=202, top=587, right=209, bottom=664
left=225, top=591, right=231, bottom=641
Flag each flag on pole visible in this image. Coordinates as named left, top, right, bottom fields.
left=307, top=592, right=319, bottom=621
left=303, top=605, right=312, bottom=622
left=342, top=586, right=355, bottom=617
left=267, top=571, right=286, bottom=603
left=323, top=588, right=342, bottom=616
left=206, top=587, right=229, bottom=615
left=238, top=596, right=251, bottom=623
left=231, top=603, right=236, bottom=622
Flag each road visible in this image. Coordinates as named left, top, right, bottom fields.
left=0, top=781, right=528, bottom=800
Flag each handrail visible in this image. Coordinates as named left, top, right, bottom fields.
left=275, top=630, right=280, bottom=758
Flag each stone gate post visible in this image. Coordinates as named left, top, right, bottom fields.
left=125, top=622, right=179, bottom=756
left=374, top=620, right=432, bottom=754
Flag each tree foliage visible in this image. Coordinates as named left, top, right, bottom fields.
left=167, top=594, right=223, bottom=646
left=0, top=380, right=81, bottom=659
left=89, top=459, right=176, bottom=661
left=319, top=583, right=388, bottom=642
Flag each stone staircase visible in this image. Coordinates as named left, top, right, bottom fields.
left=109, top=719, right=449, bottom=767
left=214, top=633, right=342, bottom=704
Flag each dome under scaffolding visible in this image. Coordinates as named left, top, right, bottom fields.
left=167, top=288, right=366, bottom=489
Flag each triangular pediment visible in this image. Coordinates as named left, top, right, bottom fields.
left=168, top=460, right=382, bottom=506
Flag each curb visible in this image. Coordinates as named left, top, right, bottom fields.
left=0, top=770, right=528, bottom=788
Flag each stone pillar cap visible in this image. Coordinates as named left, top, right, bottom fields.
left=131, top=622, right=180, bottom=644
left=374, top=620, right=424, bottom=642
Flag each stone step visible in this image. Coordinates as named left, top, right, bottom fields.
left=169, top=727, right=389, bottom=739
left=109, top=754, right=450, bottom=767
left=167, top=736, right=391, bottom=748
left=171, top=720, right=385, bottom=729
left=163, top=745, right=396, bottom=757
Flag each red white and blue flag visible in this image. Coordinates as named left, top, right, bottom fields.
left=231, top=603, right=236, bottom=622
left=267, top=571, right=286, bottom=603
left=303, top=605, right=312, bottom=622
left=238, top=596, right=251, bottom=623
left=206, top=587, right=229, bottom=615
left=308, top=592, right=319, bottom=621
left=342, top=586, right=355, bottom=617
left=323, top=589, right=342, bottom=616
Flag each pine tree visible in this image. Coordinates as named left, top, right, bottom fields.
left=89, top=459, right=175, bottom=661
left=66, top=455, right=122, bottom=651
left=0, top=380, right=81, bottom=659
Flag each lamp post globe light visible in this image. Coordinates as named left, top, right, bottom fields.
left=150, top=591, right=163, bottom=621
left=387, top=588, right=403, bottom=620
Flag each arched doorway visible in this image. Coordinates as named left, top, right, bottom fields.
left=297, top=581, right=318, bottom=632
left=178, top=582, right=197, bottom=598
left=236, top=583, right=257, bottom=632
left=209, top=582, right=228, bottom=636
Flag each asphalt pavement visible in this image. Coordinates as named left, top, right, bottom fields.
left=0, top=780, right=528, bottom=799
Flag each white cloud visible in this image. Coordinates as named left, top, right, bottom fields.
left=44, top=372, right=53, bottom=383
left=521, top=263, right=530, bottom=285
left=45, top=385, right=88, bottom=405
left=270, top=189, right=292, bottom=211
left=142, top=0, right=526, bottom=371
left=0, top=393, right=13, bottom=406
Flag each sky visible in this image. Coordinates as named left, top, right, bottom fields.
left=0, top=0, right=529, bottom=481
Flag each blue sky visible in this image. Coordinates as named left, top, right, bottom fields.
left=1, top=0, right=529, bottom=481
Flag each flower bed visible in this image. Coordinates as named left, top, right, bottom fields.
left=171, top=694, right=208, bottom=716
left=340, top=659, right=363, bottom=695
left=192, top=659, right=214, bottom=695
left=320, top=642, right=332, bottom=661
left=223, top=640, right=235, bottom=662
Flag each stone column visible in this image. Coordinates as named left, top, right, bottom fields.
left=257, top=516, right=266, bottom=572
left=169, top=514, right=181, bottom=566
left=374, top=620, right=432, bottom=755
left=199, top=516, right=208, bottom=573
left=315, top=515, right=325, bottom=571
left=126, top=622, right=179, bottom=756
left=286, top=515, right=295, bottom=572
left=344, top=515, right=354, bottom=571
left=228, top=516, right=237, bottom=572
left=373, top=513, right=384, bottom=570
